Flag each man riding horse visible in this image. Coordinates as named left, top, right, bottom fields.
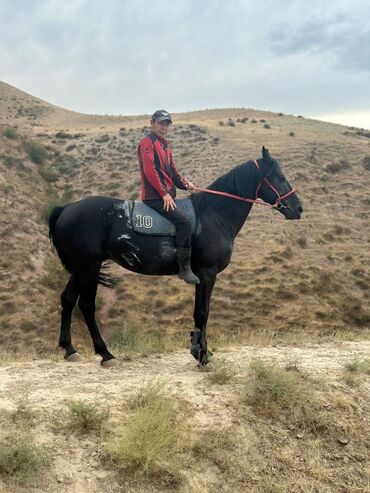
left=137, top=110, right=199, bottom=284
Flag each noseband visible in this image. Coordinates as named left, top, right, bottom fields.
left=193, top=160, right=296, bottom=209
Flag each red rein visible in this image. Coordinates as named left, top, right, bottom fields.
left=192, top=160, right=295, bottom=209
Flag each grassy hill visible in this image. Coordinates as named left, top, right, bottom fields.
left=0, top=80, right=369, bottom=355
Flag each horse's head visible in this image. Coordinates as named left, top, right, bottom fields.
left=257, top=146, right=303, bottom=219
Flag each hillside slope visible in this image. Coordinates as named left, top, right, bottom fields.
left=0, top=81, right=369, bottom=354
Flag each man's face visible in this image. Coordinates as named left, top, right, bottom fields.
left=151, top=119, right=171, bottom=137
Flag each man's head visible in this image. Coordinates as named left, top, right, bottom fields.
left=150, top=109, right=172, bottom=137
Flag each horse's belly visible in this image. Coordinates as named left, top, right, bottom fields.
left=110, top=236, right=178, bottom=276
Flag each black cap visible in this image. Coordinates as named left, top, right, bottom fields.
left=151, top=109, right=172, bottom=123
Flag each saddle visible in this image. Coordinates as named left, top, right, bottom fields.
left=129, top=199, right=198, bottom=236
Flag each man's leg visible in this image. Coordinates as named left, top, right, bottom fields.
left=144, top=199, right=199, bottom=284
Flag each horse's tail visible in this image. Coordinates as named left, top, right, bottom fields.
left=48, top=205, right=116, bottom=288
left=48, top=205, right=73, bottom=274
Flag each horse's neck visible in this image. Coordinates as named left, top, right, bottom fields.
left=194, top=196, right=253, bottom=239
left=219, top=201, right=253, bottom=238
left=196, top=173, right=259, bottom=237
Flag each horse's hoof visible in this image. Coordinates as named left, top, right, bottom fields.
left=101, top=358, right=118, bottom=368
left=65, top=352, right=82, bottom=362
left=190, top=345, right=201, bottom=361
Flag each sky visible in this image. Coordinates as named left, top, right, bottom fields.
left=1, top=0, right=370, bottom=128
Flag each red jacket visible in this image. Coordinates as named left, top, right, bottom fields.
left=137, top=132, right=188, bottom=200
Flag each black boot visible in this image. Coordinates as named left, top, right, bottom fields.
left=176, top=247, right=200, bottom=284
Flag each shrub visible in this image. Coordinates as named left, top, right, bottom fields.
left=362, top=156, right=370, bottom=171
left=243, top=359, right=316, bottom=422
left=263, top=123, right=271, bottom=129
left=68, top=400, right=109, bottom=433
left=0, top=433, right=50, bottom=486
left=38, top=165, right=59, bottom=183
left=40, top=194, right=63, bottom=224
left=325, top=160, right=350, bottom=174
left=3, top=127, right=17, bottom=139
left=110, top=382, right=183, bottom=476
left=55, top=131, right=71, bottom=139
left=24, top=140, right=48, bottom=164
left=108, top=323, right=163, bottom=359
left=296, top=236, right=307, bottom=248
left=95, top=134, right=110, bottom=143
left=289, top=131, right=295, bottom=137
left=341, top=299, right=370, bottom=327
left=206, top=358, right=238, bottom=384
left=41, top=257, right=67, bottom=291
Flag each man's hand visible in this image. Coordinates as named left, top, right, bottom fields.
left=162, top=193, right=176, bottom=211
left=182, top=178, right=195, bottom=190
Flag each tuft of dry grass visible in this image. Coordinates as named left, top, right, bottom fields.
left=205, top=358, right=238, bottom=385
left=243, top=359, right=319, bottom=426
left=343, top=358, right=370, bottom=375
left=108, top=323, right=163, bottom=359
left=110, top=381, right=185, bottom=479
left=68, top=399, right=109, bottom=433
left=0, top=433, right=50, bottom=486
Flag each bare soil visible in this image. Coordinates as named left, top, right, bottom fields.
left=0, top=341, right=369, bottom=492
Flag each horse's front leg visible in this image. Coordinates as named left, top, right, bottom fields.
left=192, top=268, right=217, bottom=365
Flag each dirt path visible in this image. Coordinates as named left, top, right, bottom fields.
left=0, top=340, right=369, bottom=492
left=1, top=341, right=369, bottom=413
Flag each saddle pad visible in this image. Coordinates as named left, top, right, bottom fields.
left=131, top=199, right=197, bottom=236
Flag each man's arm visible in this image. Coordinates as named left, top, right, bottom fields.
left=138, top=138, right=167, bottom=197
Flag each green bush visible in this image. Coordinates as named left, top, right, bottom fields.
left=3, top=127, right=17, bottom=139
left=243, top=359, right=317, bottom=422
left=25, top=140, right=48, bottom=164
left=0, top=433, right=50, bottom=486
left=41, top=257, right=67, bottom=291
left=111, top=381, right=183, bottom=476
left=68, top=400, right=109, bottom=433
left=38, top=165, right=59, bottom=183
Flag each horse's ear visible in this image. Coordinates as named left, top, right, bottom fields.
left=262, top=146, right=271, bottom=163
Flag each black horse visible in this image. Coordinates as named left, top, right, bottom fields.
left=49, top=147, right=303, bottom=366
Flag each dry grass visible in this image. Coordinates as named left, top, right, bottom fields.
left=109, top=381, right=186, bottom=481
left=242, top=359, right=320, bottom=427
left=205, top=357, right=238, bottom=384
left=108, top=323, right=164, bottom=359
left=67, top=399, right=109, bottom=433
left=343, top=358, right=370, bottom=375
left=0, top=433, right=50, bottom=486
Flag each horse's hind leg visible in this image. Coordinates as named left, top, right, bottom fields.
left=59, top=274, right=80, bottom=360
left=77, top=264, right=116, bottom=366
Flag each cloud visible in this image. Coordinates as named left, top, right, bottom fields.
left=0, top=0, right=369, bottom=119
left=270, top=10, right=370, bottom=73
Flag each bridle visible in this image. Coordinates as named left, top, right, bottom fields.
left=193, top=160, right=296, bottom=209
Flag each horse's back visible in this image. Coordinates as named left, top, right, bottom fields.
left=55, top=196, right=122, bottom=257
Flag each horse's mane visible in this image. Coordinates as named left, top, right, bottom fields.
left=191, top=160, right=260, bottom=212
